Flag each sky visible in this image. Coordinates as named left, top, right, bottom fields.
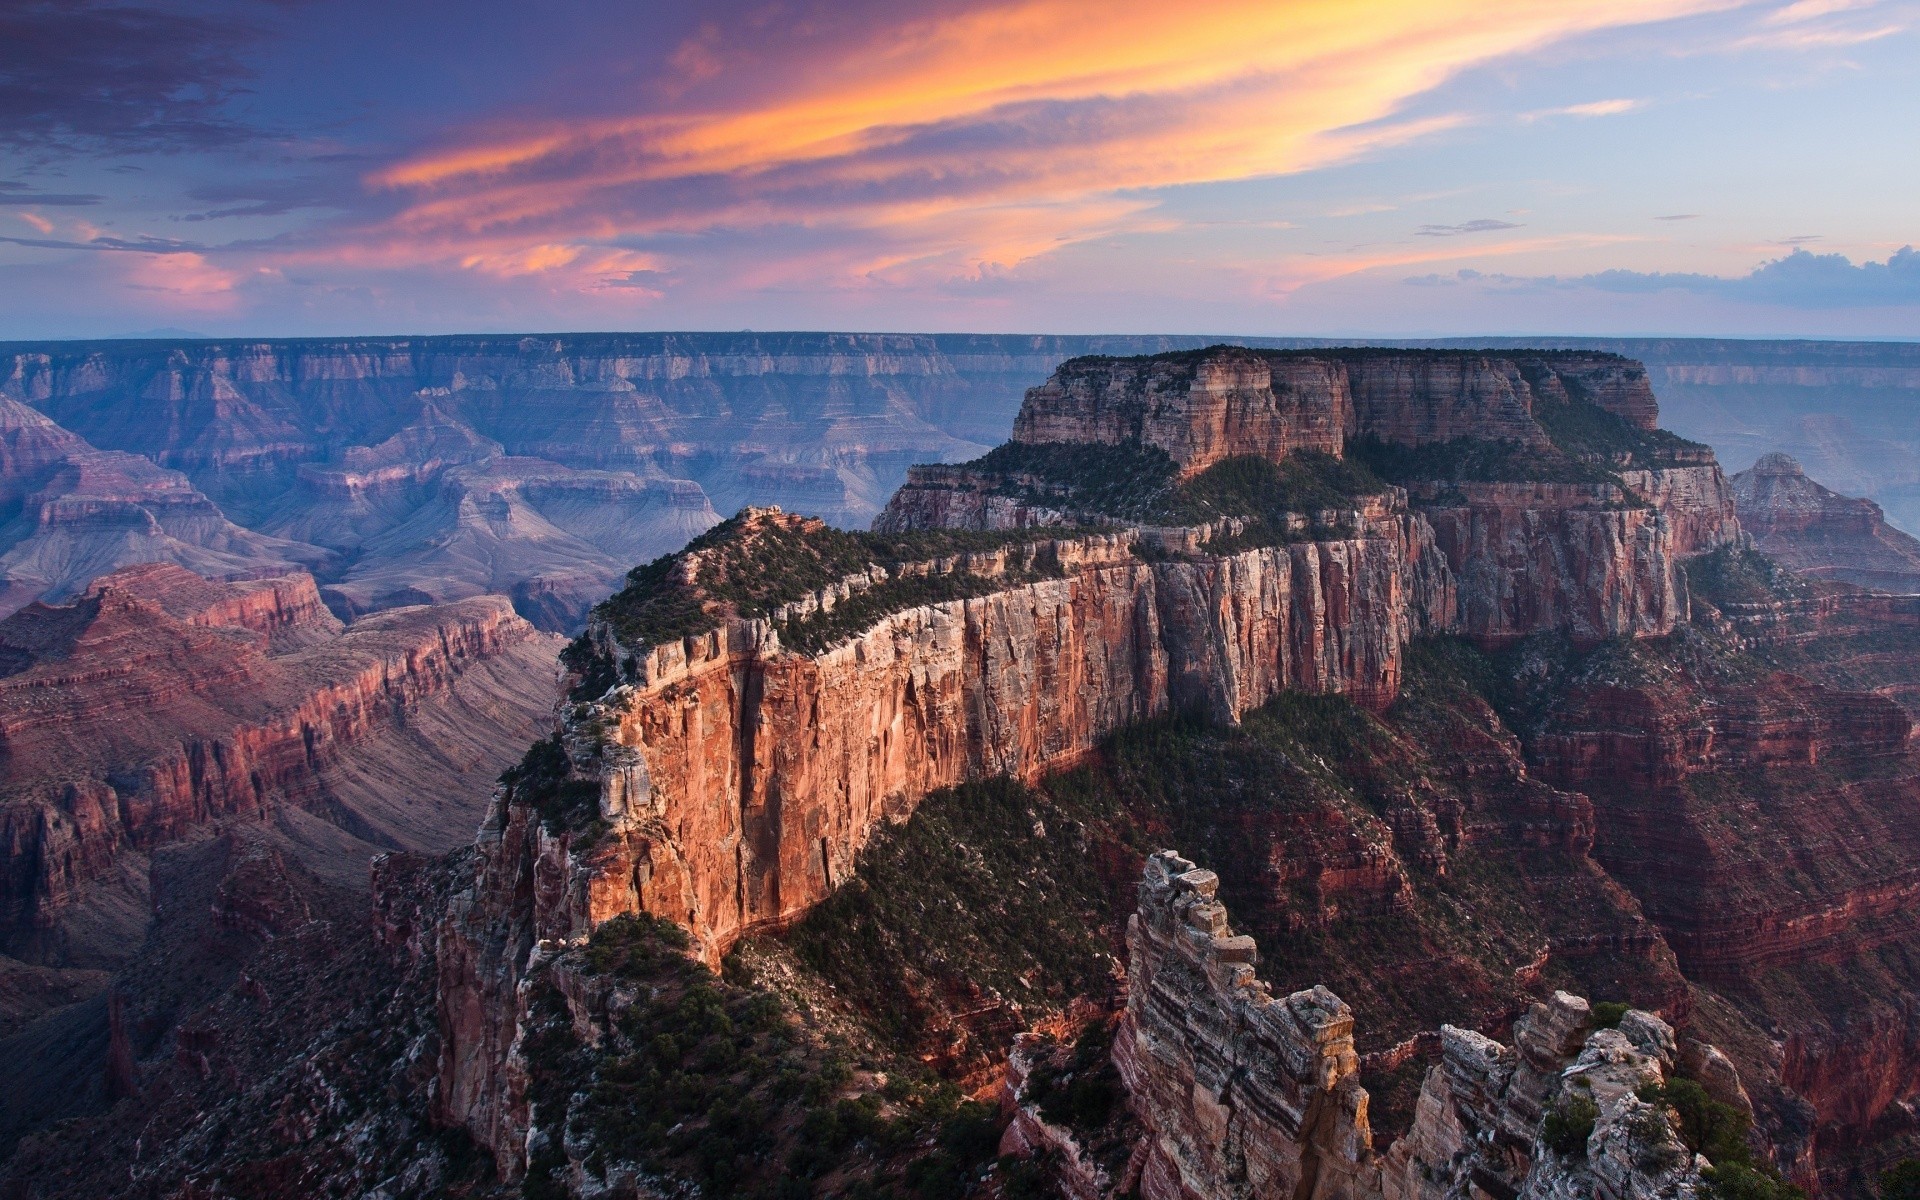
left=1, top=0, right=1917, bottom=340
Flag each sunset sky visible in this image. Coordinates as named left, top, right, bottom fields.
left=1, top=0, right=1916, bottom=339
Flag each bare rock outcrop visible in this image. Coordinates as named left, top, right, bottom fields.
left=1114, top=851, right=1378, bottom=1200
left=882, top=348, right=1738, bottom=647
left=1012, top=348, right=1349, bottom=475
left=0, top=563, right=563, bottom=961
left=1113, top=851, right=1711, bottom=1200
left=1731, top=454, right=1920, bottom=594
left=429, top=504, right=1452, bottom=1168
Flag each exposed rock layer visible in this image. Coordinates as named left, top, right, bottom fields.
left=0, top=563, right=563, bottom=960
left=1732, top=454, right=1920, bottom=594
left=1114, top=850, right=1711, bottom=1200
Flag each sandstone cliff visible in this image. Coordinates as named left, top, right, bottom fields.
left=1108, top=850, right=1716, bottom=1200
left=882, top=347, right=1740, bottom=647
left=0, top=563, right=563, bottom=967
left=1731, top=454, right=1920, bottom=594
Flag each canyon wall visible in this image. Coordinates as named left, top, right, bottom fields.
left=1110, top=850, right=1713, bottom=1200
left=888, top=347, right=1741, bottom=646
left=596, top=510, right=1446, bottom=964
left=0, top=564, right=562, bottom=959
left=1731, top=454, right=1920, bottom=593
left=1007, top=349, right=1660, bottom=472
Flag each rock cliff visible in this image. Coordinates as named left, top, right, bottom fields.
left=883, top=347, right=1739, bottom=647
left=0, top=563, right=563, bottom=967
left=1111, top=850, right=1716, bottom=1200
left=1731, top=454, right=1920, bottom=594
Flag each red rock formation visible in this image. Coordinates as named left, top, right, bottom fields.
left=1346, top=352, right=1659, bottom=442
left=1414, top=481, right=1686, bottom=647
left=1005, top=350, right=1660, bottom=475
left=0, top=397, right=329, bottom=617
left=1732, top=454, right=1920, bottom=594
left=0, top=563, right=561, bottom=955
left=885, top=348, right=1736, bottom=647
left=1109, top=851, right=1711, bottom=1200
left=1012, top=348, right=1350, bottom=474
left=1114, top=852, right=1378, bottom=1200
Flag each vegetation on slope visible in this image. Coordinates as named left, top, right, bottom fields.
left=1347, top=435, right=1623, bottom=487
left=782, top=637, right=1676, bottom=1142
left=959, top=441, right=1386, bottom=531
left=594, top=511, right=1058, bottom=651
left=520, top=913, right=1008, bottom=1200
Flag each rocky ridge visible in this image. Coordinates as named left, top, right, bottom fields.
left=426, top=347, right=1755, bottom=1182
left=0, top=563, right=564, bottom=973
left=1050, top=850, right=1723, bottom=1200
left=1731, top=454, right=1920, bottom=594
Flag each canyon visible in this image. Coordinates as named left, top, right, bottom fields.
left=4, top=340, right=1920, bottom=1200
left=0, top=564, right=563, bottom=1021
left=4, top=334, right=1915, bottom=632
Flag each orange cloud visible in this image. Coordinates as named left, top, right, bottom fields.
left=359, top=0, right=1741, bottom=280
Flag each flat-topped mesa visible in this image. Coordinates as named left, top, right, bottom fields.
left=1006, top=347, right=1660, bottom=476
left=1113, top=850, right=1717, bottom=1200
left=1011, top=348, right=1350, bottom=475
left=883, top=346, right=1740, bottom=646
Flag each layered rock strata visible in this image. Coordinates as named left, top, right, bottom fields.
left=883, top=348, right=1740, bottom=646
left=1113, top=850, right=1712, bottom=1200
left=1007, top=349, right=1661, bottom=474
left=1731, top=454, right=1920, bottom=594
left=0, top=564, right=562, bottom=956
left=0, top=397, right=329, bottom=618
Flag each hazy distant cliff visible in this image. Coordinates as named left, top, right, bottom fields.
left=2, top=333, right=1910, bottom=628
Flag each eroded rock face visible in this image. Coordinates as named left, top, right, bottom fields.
left=1415, top=482, right=1686, bottom=647
left=1731, top=454, right=1920, bottom=594
left=884, top=348, right=1738, bottom=648
left=430, top=507, right=1453, bottom=1169
left=1113, top=851, right=1710, bottom=1200
left=590, top=513, right=1442, bottom=959
left=0, top=397, right=330, bottom=618
left=1012, top=349, right=1350, bottom=475
left=1007, top=351, right=1661, bottom=474
left=0, top=563, right=563, bottom=959
left=1114, top=851, right=1378, bottom=1200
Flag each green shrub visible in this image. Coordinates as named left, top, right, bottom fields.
left=1347, top=435, right=1621, bottom=488
left=1590, top=1001, right=1630, bottom=1029
left=1649, top=1076, right=1750, bottom=1166
left=1543, top=1095, right=1599, bottom=1158
left=593, top=509, right=1063, bottom=653
left=1685, top=545, right=1809, bottom=610
left=1880, top=1160, right=1920, bottom=1200
left=1704, top=1162, right=1807, bottom=1200
left=500, top=736, right=601, bottom=835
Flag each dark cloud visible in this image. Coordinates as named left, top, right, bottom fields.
left=177, top=173, right=364, bottom=221
left=1404, top=248, right=1920, bottom=308
left=1653, top=213, right=1698, bottom=221
left=0, top=1, right=264, bottom=153
left=0, top=180, right=104, bottom=205
left=0, top=232, right=205, bottom=253
left=1415, top=219, right=1523, bottom=237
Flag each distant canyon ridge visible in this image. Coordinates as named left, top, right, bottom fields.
left=2, top=333, right=1917, bottom=630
